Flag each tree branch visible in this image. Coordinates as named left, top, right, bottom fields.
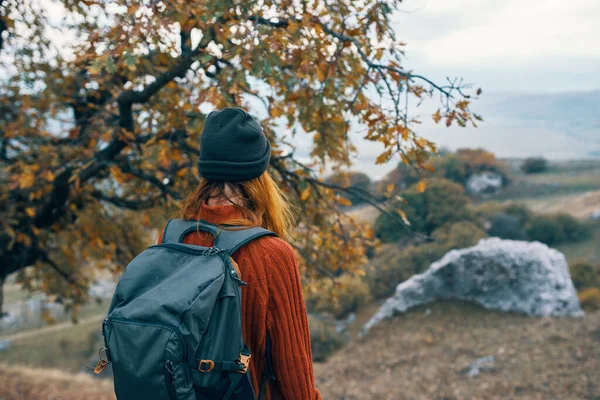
left=0, top=0, right=7, bottom=53
left=248, top=15, right=452, bottom=96
left=92, top=190, right=161, bottom=210
left=39, top=252, right=87, bottom=291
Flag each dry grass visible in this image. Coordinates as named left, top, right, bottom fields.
left=315, top=301, right=600, bottom=400
left=347, top=204, right=382, bottom=225
left=504, top=190, right=600, bottom=220
left=0, top=315, right=105, bottom=373
left=0, top=363, right=115, bottom=400
left=1, top=302, right=598, bottom=400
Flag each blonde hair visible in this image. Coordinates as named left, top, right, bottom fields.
left=181, top=171, right=296, bottom=240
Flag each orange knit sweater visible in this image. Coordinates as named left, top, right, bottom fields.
left=157, top=203, right=321, bottom=400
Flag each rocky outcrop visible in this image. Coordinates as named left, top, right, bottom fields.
left=466, top=172, right=503, bottom=195
left=363, top=238, right=583, bottom=334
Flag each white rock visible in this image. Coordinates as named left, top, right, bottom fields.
left=466, top=172, right=504, bottom=195
left=591, top=209, right=600, bottom=220
left=362, top=238, right=583, bottom=335
left=465, top=355, right=496, bottom=377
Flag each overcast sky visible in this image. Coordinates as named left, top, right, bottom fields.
left=35, top=0, right=600, bottom=177
left=39, top=0, right=600, bottom=93
left=393, top=0, right=600, bottom=93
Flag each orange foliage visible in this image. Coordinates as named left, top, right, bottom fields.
left=0, top=0, right=478, bottom=309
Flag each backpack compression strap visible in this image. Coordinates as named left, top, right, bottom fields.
left=161, top=219, right=277, bottom=255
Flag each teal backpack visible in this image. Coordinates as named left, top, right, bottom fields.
left=98, top=219, right=277, bottom=400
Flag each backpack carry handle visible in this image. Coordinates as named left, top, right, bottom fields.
left=161, top=219, right=277, bottom=255
left=161, top=219, right=219, bottom=244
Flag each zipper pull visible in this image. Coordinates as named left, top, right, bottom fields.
left=230, top=269, right=248, bottom=286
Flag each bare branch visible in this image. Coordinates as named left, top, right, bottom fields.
left=92, top=190, right=161, bottom=210
left=39, top=252, right=87, bottom=292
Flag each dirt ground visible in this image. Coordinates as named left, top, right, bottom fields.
left=314, top=301, right=600, bottom=400
left=1, top=302, right=598, bottom=400
left=0, top=363, right=116, bottom=400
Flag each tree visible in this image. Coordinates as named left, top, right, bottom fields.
left=521, top=156, right=549, bottom=174
left=0, top=0, right=478, bottom=315
left=324, top=171, right=372, bottom=206
left=375, top=178, right=474, bottom=242
left=379, top=148, right=508, bottom=197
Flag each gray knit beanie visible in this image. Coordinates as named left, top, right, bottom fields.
left=197, top=108, right=271, bottom=181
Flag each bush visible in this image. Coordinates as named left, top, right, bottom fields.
left=570, top=262, right=600, bottom=291
left=305, top=274, right=372, bottom=319
left=378, top=149, right=509, bottom=198
left=367, top=243, right=447, bottom=299
left=488, top=213, right=527, bottom=240
left=454, top=148, right=510, bottom=182
left=503, top=203, right=532, bottom=225
left=578, top=288, right=600, bottom=312
left=521, top=157, right=549, bottom=174
left=375, top=178, right=473, bottom=243
left=431, top=154, right=468, bottom=185
left=432, top=221, right=488, bottom=249
left=526, top=213, right=592, bottom=246
left=368, top=221, right=486, bottom=299
left=308, top=314, right=347, bottom=362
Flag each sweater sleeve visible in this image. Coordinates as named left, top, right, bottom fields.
left=265, top=239, right=321, bottom=400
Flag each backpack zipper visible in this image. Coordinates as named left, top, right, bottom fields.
left=164, top=360, right=178, bottom=400
left=148, top=243, right=229, bottom=256
left=106, top=317, right=191, bottom=384
left=150, top=243, right=247, bottom=286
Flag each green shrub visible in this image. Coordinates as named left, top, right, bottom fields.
left=570, top=262, right=600, bottom=291
left=367, top=243, right=446, bottom=299
left=526, top=213, right=592, bottom=246
left=521, top=157, right=549, bottom=174
left=432, top=221, right=488, bottom=249
left=488, top=213, right=527, bottom=240
left=308, top=314, right=347, bottom=362
left=430, top=149, right=509, bottom=186
left=432, top=154, right=468, bottom=185
left=375, top=178, right=473, bottom=243
left=366, top=244, right=408, bottom=298
left=305, top=274, right=372, bottom=319
left=379, top=149, right=509, bottom=197
left=471, top=201, right=506, bottom=222
left=503, top=203, right=532, bottom=225
left=369, top=221, right=486, bottom=299
left=578, top=288, right=600, bottom=312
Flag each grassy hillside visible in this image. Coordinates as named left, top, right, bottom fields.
left=2, top=303, right=598, bottom=400
left=0, top=314, right=106, bottom=373
left=0, top=363, right=115, bottom=400
left=315, top=302, right=600, bottom=400
left=1, top=157, right=598, bottom=399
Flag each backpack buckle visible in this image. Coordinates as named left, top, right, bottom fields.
left=236, top=353, right=251, bottom=373
left=198, top=360, right=215, bottom=373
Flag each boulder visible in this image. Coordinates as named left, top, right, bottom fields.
left=362, top=238, right=583, bottom=335
left=463, top=355, right=496, bottom=377
left=466, top=172, right=503, bottom=195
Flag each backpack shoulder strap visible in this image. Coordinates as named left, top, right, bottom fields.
left=214, top=226, right=277, bottom=256
left=161, top=219, right=277, bottom=255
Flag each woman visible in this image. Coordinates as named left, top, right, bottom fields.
left=158, top=107, right=322, bottom=400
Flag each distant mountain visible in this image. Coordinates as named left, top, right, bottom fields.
left=281, top=90, right=600, bottom=179
left=488, top=91, right=600, bottom=143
